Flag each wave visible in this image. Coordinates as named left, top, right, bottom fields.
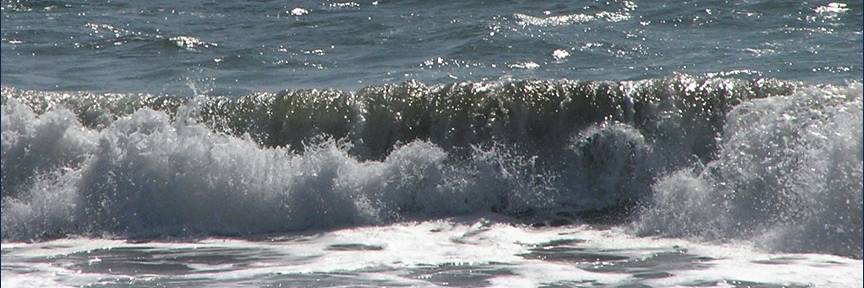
left=1, top=75, right=861, bottom=258
left=634, top=83, right=863, bottom=258
left=1, top=74, right=795, bottom=160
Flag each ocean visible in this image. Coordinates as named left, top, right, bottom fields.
left=1, top=0, right=862, bottom=287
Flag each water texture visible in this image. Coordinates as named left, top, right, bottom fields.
left=1, top=0, right=862, bottom=287
left=2, top=0, right=861, bottom=95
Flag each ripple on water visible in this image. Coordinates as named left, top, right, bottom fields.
left=407, top=262, right=516, bottom=287
left=42, top=246, right=306, bottom=276
left=324, top=243, right=385, bottom=251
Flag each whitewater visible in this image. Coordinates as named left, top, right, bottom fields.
left=2, top=76, right=862, bottom=287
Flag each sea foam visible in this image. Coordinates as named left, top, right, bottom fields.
left=2, top=77, right=861, bottom=258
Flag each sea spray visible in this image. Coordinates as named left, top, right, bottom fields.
left=3, top=77, right=862, bottom=259
left=635, top=83, right=863, bottom=258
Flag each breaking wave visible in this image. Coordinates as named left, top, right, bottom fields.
left=634, top=83, right=863, bottom=258
left=1, top=75, right=861, bottom=258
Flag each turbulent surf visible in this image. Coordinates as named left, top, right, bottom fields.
left=2, top=0, right=862, bottom=287
left=3, top=76, right=861, bottom=260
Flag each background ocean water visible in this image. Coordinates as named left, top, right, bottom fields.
left=2, top=0, right=862, bottom=95
left=2, top=1, right=863, bottom=287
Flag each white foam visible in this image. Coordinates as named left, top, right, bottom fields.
left=2, top=80, right=859, bottom=260
left=636, top=83, right=863, bottom=258
left=552, top=49, right=570, bottom=61
left=1, top=102, right=559, bottom=238
left=289, top=7, right=308, bottom=16
left=168, top=36, right=217, bottom=51
left=4, top=220, right=860, bottom=287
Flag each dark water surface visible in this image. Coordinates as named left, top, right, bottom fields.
left=3, top=0, right=862, bottom=95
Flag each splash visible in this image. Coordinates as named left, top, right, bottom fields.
left=635, top=83, right=863, bottom=258
left=2, top=76, right=861, bottom=258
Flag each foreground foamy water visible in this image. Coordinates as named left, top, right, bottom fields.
left=3, top=218, right=861, bottom=288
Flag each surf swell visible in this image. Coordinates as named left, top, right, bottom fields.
left=1, top=75, right=861, bottom=258
left=2, top=75, right=794, bottom=159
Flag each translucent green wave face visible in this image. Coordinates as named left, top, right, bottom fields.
left=2, top=74, right=796, bottom=160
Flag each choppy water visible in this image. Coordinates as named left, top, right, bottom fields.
left=2, top=0, right=863, bottom=287
left=2, top=0, right=862, bottom=95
